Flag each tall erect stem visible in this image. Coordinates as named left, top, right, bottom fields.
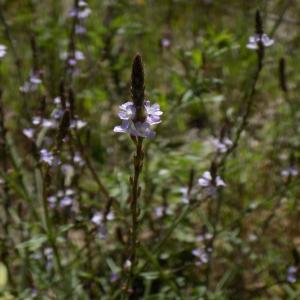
left=124, top=54, right=145, bottom=299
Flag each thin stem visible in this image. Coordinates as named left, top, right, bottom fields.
left=124, top=136, right=144, bottom=298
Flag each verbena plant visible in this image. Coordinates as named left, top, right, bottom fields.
left=0, top=1, right=299, bottom=299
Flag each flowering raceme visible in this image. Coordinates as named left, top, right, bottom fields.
left=114, top=100, right=162, bottom=138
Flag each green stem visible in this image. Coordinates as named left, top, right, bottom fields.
left=124, top=136, right=144, bottom=298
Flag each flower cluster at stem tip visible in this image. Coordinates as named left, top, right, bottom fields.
left=114, top=100, right=163, bottom=138
left=246, top=33, right=274, bottom=50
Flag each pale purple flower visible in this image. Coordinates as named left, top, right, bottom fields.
left=68, top=8, right=78, bottom=17
left=114, top=120, right=155, bottom=138
left=30, top=75, right=42, bottom=85
left=47, top=195, right=57, bottom=208
left=78, top=0, right=88, bottom=7
left=144, top=100, right=163, bottom=125
left=287, top=266, right=297, bottom=283
left=91, top=211, right=114, bottom=240
left=118, top=102, right=136, bottom=120
left=114, top=100, right=162, bottom=138
left=97, top=225, right=108, bottom=240
left=74, top=50, right=85, bottom=60
left=0, top=45, right=7, bottom=58
left=198, top=171, right=226, bottom=197
left=212, top=137, right=232, bottom=153
left=192, top=248, right=209, bottom=265
left=31, top=289, right=38, bottom=298
left=42, top=119, right=57, bottom=129
left=20, top=81, right=38, bottom=93
left=196, top=233, right=213, bottom=242
left=75, top=24, right=86, bottom=34
left=23, top=128, right=35, bottom=139
left=281, top=167, right=298, bottom=177
left=68, top=6, right=91, bottom=19
left=113, top=120, right=138, bottom=136
left=44, top=247, right=54, bottom=270
left=247, top=33, right=274, bottom=50
left=135, top=122, right=156, bottom=138
left=78, top=7, right=91, bottom=19
left=91, top=212, right=103, bottom=225
left=61, top=164, right=74, bottom=179
left=74, top=152, right=84, bottom=166
left=40, top=149, right=55, bottom=165
left=60, top=196, right=73, bottom=207
left=110, top=273, right=119, bottom=283
left=198, top=171, right=226, bottom=187
left=61, top=50, right=85, bottom=66
left=19, top=73, right=42, bottom=93
left=161, top=38, right=171, bottom=48
left=52, top=108, right=64, bottom=120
